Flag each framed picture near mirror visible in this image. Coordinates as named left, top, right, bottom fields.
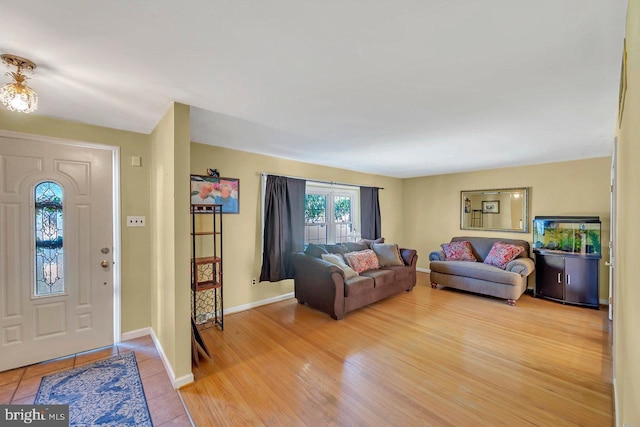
left=482, top=201, right=500, bottom=214
left=460, top=188, right=529, bottom=233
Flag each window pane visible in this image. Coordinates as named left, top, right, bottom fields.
left=334, top=196, right=351, bottom=222
left=335, top=224, right=352, bottom=243
left=305, top=194, right=327, bottom=245
left=35, top=182, right=64, bottom=296
left=304, top=224, right=327, bottom=245
left=305, top=194, right=326, bottom=223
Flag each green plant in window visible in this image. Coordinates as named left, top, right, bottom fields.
left=305, top=194, right=326, bottom=223
left=334, top=197, right=351, bottom=222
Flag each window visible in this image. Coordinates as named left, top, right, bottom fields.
left=34, top=181, right=64, bottom=296
left=304, top=183, right=359, bottom=246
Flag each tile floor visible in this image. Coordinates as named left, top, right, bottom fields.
left=0, top=335, right=192, bottom=426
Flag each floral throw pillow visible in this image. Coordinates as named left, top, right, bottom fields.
left=441, top=241, right=477, bottom=262
left=483, top=242, right=524, bottom=269
left=344, top=249, right=380, bottom=273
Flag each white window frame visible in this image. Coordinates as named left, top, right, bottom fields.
left=305, top=182, right=360, bottom=246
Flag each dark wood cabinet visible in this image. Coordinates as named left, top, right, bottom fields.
left=534, top=250, right=600, bottom=309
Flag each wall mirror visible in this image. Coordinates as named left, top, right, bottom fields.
left=460, top=188, right=529, bottom=233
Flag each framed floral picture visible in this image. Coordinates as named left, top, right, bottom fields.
left=190, top=175, right=240, bottom=214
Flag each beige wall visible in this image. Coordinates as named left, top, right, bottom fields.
left=0, top=110, right=152, bottom=333
left=150, top=103, right=192, bottom=381
left=615, top=0, right=640, bottom=424
left=190, top=143, right=404, bottom=309
left=402, top=157, right=611, bottom=300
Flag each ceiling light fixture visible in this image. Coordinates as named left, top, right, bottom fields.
left=0, top=54, right=38, bottom=113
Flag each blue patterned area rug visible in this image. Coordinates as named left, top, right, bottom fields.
left=35, top=352, right=152, bottom=427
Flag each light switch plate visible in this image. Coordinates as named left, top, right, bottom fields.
left=127, top=216, right=145, bottom=227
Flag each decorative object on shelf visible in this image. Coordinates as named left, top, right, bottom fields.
left=191, top=204, right=223, bottom=330
left=207, top=168, right=220, bottom=177
left=0, top=54, right=38, bottom=113
left=190, top=174, right=240, bottom=214
left=460, top=188, right=529, bottom=232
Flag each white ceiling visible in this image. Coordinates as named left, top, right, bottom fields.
left=1, top=1, right=627, bottom=178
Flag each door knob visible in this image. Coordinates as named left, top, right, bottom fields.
left=100, top=260, right=110, bottom=268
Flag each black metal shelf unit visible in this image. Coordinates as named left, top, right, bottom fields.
left=190, top=204, right=223, bottom=330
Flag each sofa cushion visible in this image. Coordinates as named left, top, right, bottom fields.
left=344, top=249, right=380, bottom=273
left=381, top=265, right=412, bottom=281
left=304, top=243, right=329, bottom=258
left=430, top=260, right=523, bottom=286
left=342, top=242, right=369, bottom=252
left=441, top=241, right=477, bottom=261
left=325, top=244, right=346, bottom=255
left=360, top=269, right=396, bottom=287
left=358, top=237, right=385, bottom=249
left=344, top=275, right=375, bottom=297
left=372, top=243, right=404, bottom=267
left=321, top=253, right=358, bottom=279
left=484, top=242, right=525, bottom=269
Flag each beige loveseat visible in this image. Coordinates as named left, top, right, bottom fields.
left=429, top=237, right=534, bottom=305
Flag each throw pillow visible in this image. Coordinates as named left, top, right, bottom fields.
left=441, top=241, right=477, bottom=262
left=321, top=253, right=359, bottom=279
left=344, top=249, right=380, bottom=273
left=372, top=243, right=404, bottom=267
left=304, top=243, right=329, bottom=258
left=483, top=242, right=524, bottom=269
left=358, top=237, right=385, bottom=249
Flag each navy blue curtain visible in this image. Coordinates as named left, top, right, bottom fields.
left=360, top=186, right=381, bottom=239
left=260, top=175, right=306, bottom=282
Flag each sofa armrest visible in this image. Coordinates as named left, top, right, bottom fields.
left=292, top=252, right=346, bottom=319
left=400, top=248, right=418, bottom=267
left=505, top=257, right=535, bottom=276
left=429, top=250, right=445, bottom=261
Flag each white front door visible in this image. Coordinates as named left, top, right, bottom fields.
left=0, top=134, right=114, bottom=371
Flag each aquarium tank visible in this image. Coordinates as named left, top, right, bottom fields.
left=532, top=216, right=601, bottom=256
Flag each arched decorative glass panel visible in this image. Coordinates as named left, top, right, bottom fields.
left=34, top=181, right=64, bottom=296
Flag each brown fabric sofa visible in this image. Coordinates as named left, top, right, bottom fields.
left=429, top=237, right=534, bottom=305
left=292, top=243, right=418, bottom=319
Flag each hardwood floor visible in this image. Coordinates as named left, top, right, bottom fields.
left=180, top=272, right=613, bottom=426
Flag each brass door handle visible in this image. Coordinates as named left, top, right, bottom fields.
left=100, top=260, right=110, bottom=268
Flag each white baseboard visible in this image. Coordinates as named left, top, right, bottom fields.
left=225, top=292, right=295, bottom=315
left=600, top=298, right=609, bottom=305
left=120, top=327, right=194, bottom=387
left=416, top=267, right=431, bottom=273
left=613, top=376, right=619, bottom=427
left=120, top=327, right=152, bottom=342
left=149, top=329, right=194, bottom=389
left=141, top=328, right=194, bottom=389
